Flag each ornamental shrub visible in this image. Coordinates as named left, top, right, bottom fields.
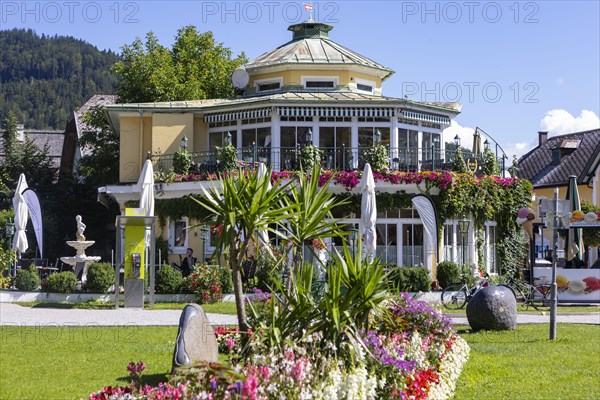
left=156, top=264, right=182, bottom=294
left=362, top=143, right=389, bottom=172
left=436, top=261, right=461, bottom=288
left=173, top=148, right=191, bottom=174
left=216, top=143, right=238, bottom=173
left=389, top=266, right=431, bottom=292
left=179, top=264, right=223, bottom=303
left=482, top=148, right=500, bottom=176
left=219, top=265, right=233, bottom=294
left=46, top=271, right=77, bottom=293
left=299, top=144, right=322, bottom=171
left=15, top=266, right=40, bottom=291
left=85, top=262, right=115, bottom=293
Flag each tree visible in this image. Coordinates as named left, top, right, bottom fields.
left=76, top=106, right=120, bottom=186
left=194, top=169, right=295, bottom=351
left=281, top=165, right=348, bottom=292
left=453, top=147, right=468, bottom=173
left=113, top=27, right=247, bottom=103
left=481, top=148, right=500, bottom=176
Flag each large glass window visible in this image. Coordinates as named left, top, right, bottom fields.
left=397, top=129, right=419, bottom=168
left=443, top=223, right=457, bottom=264
left=358, top=127, right=390, bottom=147
left=241, top=127, right=271, bottom=164
left=169, top=217, right=189, bottom=255
left=280, top=126, right=310, bottom=170
left=376, top=223, right=397, bottom=265
left=319, top=126, right=351, bottom=169
left=402, top=224, right=424, bottom=266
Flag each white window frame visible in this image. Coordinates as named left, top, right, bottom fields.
left=301, top=75, right=339, bottom=90
left=355, top=78, right=375, bottom=94
left=168, top=217, right=189, bottom=255
left=254, top=77, right=283, bottom=93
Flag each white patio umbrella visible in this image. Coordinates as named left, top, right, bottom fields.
left=257, top=163, right=272, bottom=246
left=138, top=159, right=155, bottom=246
left=12, top=173, right=29, bottom=256
left=359, top=163, right=377, bottom=262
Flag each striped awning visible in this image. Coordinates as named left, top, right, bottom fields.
left=401, top=110, right=451, bottom=125
left=204, top=107, right=272, bottom=123
left=277, top=107, right=395, bottom=118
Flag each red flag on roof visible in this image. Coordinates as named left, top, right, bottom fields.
left=304, top=3, right=313, bottom=11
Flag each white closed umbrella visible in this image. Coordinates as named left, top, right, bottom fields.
left=257, top=163, right=272, bottom=246
left=359, top=163, right=377, bottom=262
left=138, top=159, right=155, bottom=246
left=12, top=173, right=29, bottom=256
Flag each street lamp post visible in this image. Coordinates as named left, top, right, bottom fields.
left=200, top=226, right=209, bottom=263
left=457, top=215, right=470, bottom=268
left=181, top=135, right=188, bottom=150
left=373, top=129, right=381, bottom=146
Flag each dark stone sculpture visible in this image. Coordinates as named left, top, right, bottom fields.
left=466, top=285, right=517, bottom=331
left=172, top=303, right=218, bottom=372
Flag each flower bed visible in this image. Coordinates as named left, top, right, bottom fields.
left=90, top=294, right=469, bottom=399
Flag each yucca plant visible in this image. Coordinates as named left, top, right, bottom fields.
left=280, top=164, right=348, bottom=293
left=193, top=168, right=296, bottom=351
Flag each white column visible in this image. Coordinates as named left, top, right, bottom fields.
left=271, top=111, right=281, bottom=171
left=390, top=116, right=399, bottom=169
left=351, top=117, right=359, bottom=170
left=417, top=129, right=423, bottom=172
left=312, top=117, right=319, bottom=145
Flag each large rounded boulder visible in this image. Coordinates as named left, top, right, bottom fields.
left=466, top=285, right=517, bottom=331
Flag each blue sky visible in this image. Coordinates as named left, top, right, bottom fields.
left=2, top=0, right=599, bottom=157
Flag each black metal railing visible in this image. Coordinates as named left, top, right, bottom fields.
left=152, top=146, right=501, bottom=174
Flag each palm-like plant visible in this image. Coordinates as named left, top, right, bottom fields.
left=280, top=164, right=348, bottom=292
left=193, top=168, right=295, bottom=351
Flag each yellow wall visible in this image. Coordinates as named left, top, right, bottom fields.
left=193, top=117, right=208, bottom=152
left=250, top=69, right=382, bottom=88
left=595, top=169, right=600, bottom=206
left=152, top=113, right=194, bottom=156
left=119, top=116, right=143, bottom=182
left=534, top=184, right=593, bottom=206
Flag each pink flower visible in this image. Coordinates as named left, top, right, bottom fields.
left=226, top=337, right=235, bottom=348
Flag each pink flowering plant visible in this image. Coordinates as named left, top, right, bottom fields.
left=179, top=264, right=223, bottom=304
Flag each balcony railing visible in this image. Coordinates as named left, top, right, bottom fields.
left=153, top=147, right=501, bottom=174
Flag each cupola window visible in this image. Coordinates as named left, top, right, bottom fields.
left=302, top=76, right=338, bottom=90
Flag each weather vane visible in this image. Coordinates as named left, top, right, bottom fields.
left=303, top=1, right=314, bottom=21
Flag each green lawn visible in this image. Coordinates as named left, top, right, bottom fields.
left=455, top=324, right=600, bottom=400
left=2, top=324, right=598, bottom=399
left=1, top=326, right=176, bottom=399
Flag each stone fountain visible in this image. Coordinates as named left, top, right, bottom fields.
left=61, top=215, right=101, bottom=283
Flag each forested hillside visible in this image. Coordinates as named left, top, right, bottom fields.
left=0, top=29, right=118, bottom=129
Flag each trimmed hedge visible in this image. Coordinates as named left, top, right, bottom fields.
left=389, top=266, right=431, bottom=292
left=156, top=264, right=182, bottom=294
left=436, top=261, right=461, bottom=289
left=46, top=272, right=77, bottom=293
left=15, top=267, right=40, bottom=291
left=85, top=262, right=115, bottom=293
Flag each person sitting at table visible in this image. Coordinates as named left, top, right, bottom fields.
left=179, top=248, right=197, bottom=277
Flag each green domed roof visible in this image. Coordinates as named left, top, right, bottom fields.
left=245, top=21, right=394, bottom=80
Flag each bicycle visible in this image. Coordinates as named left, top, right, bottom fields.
left=500, top=277, right=551, bottom=311
left=441, top=275, right=490, bottom=310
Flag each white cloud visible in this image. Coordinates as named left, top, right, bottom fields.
left=442, top=120, right=475, bottom=147
left=540, top=109, right=600, bottom=136
left=444, top=121, right=534, bottom=160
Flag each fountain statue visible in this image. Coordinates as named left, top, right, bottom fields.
left=61, top=215, right=101, bottom=284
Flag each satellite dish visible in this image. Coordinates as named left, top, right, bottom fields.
left=231, top=68, right=249, bottom=89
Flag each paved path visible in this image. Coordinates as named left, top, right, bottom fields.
left=1, top=303, right=598, bottom=327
